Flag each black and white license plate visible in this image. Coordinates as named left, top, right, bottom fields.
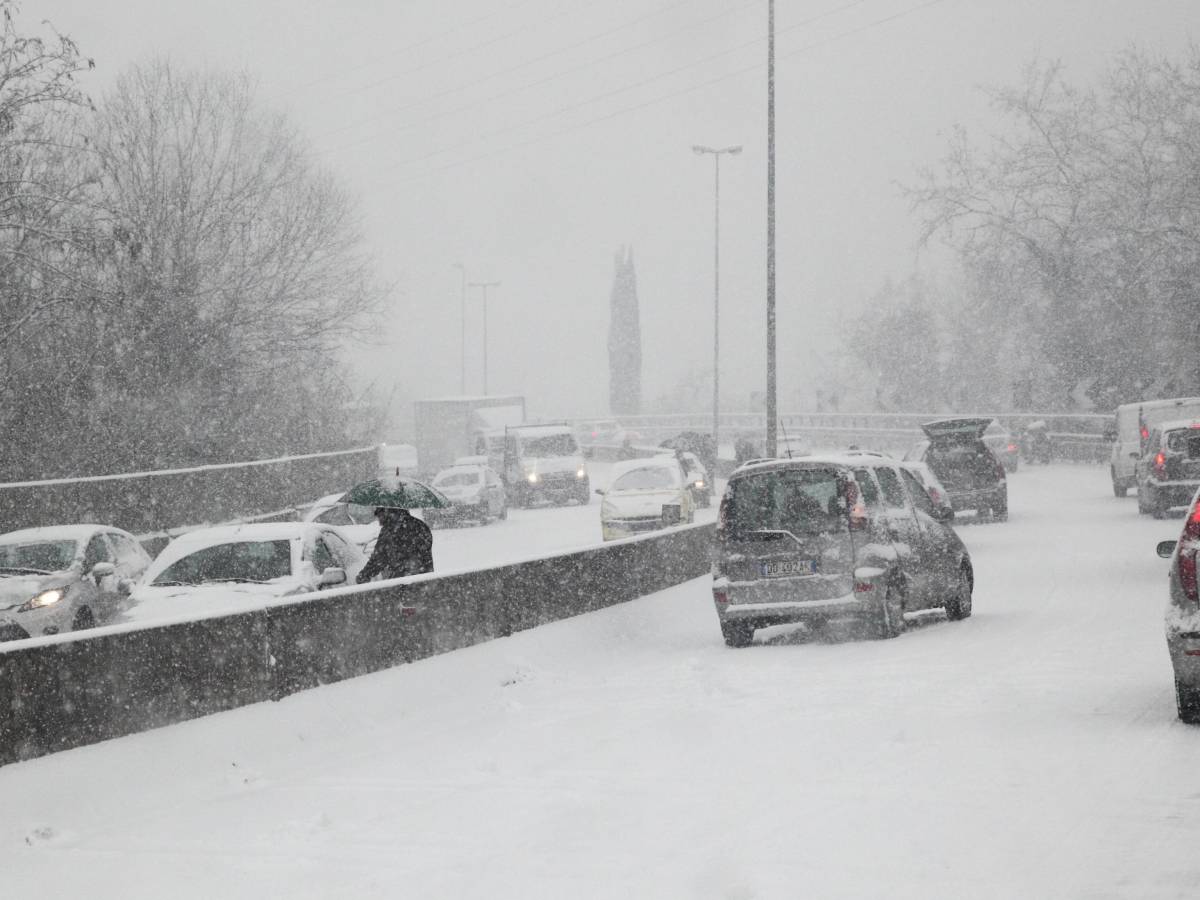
left=761, top=559, right=817, bottom=578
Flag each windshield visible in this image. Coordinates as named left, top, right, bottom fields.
left=312, top=503, right=376, bottom=526
left=0, top=538, right=77, bottom=572
left=728, top=468, right=845, bottom=536
left=153, top=540, right=293, bottom=585
left=521, top=433, right=578, bottom=457
left=1166, top=429, right=1200, bottom=456
left=612, top=466, right=677, bottom=491
left=435, top=471, right=481, bottom=487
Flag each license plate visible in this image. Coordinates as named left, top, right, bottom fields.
left=761, top=559, right=816, bottom=578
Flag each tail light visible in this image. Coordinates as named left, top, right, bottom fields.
left=713, top=589, right=729, bottom=604
left=1154, top=451, right=1167, bottom=480
left=927, top=485, right=944, bottom=507
left=1006, top=443, right=1017, bottom=452
left=1178, top=503, right=1200, bottom=604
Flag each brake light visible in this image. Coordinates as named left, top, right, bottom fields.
left=927, top=485, right=944, bottom=507
left=1178, top=504, right=1200, bottom=604
left=1142, top=425, right=1150, bottom=441
left=713, top=589, right=729, bottom=604
left=1154, top=451, right=1167, bottom=480
left=1006, top=443, right=1017, bottom=452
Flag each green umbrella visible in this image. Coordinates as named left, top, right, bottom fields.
left=339, top=477, right=452, bottom=510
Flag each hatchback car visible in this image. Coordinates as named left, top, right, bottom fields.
left=598, top=456, right=695, bottom=541
left=426, top=463, right=507, bottom=527
left=1156, top=490, right=1200, bottom=722
left=712, top=455, right=973, bottom=647
left=1136, top=420, right=1200, bottom=518
left=0, top=524, right=152, bottom=641
left=907, top=418, right=1008, bottom=520
left=124, top=522, right=363, bottom=627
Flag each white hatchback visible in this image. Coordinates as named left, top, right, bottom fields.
left=124, top=522, right=363, bottom=628
left=0, top=524, right=151, bottom=641
left=598, top=456, right=695, bottom=541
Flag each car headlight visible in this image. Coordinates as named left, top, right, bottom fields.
left=576, top=468, right=587, bottom=479
left=694, top=479, right=705, bottom=489
left=527, top=472, right=539, bottom=484
left=19, top=588, right=64, bottom=613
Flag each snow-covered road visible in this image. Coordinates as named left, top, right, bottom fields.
left=4, top=464, right=1199, bottom=899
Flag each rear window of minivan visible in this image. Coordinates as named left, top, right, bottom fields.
left=728, top=467, right=844, bottom=536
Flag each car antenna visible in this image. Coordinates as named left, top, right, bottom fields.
left=778, top=416, right=794, bottom=459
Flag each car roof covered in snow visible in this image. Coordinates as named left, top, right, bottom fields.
left=1154, top=419, right=1200, bottom=435
left=510, top=424, right=575, bottom=438
left=145, top=522, right=343, bottom=582
left=608, top=455, right=683, bottom=481
left=434, top=464, right=486, bottom=478
left=730, top=453, right=906, bottom=479
left=0, top=523, right=114, bottom=545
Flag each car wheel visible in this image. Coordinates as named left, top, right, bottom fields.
left=72, top=606, right=96, bottom=631
left=720, top=620, right=754, bottom=648
left=1111, top=467, right=1127, bottom=498
left=944, top=565, right=973, bottom=621
left=1176, top=678, right=1200, bottom=724
left=875, top=584, right=906, bottom=639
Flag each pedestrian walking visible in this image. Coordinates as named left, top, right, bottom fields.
left=357, top=507, right=434, bottom=582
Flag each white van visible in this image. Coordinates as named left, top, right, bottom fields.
left=1109, top=398, right=1200, bottom=496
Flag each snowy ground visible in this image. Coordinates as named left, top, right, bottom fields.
left=4, top=464, right=1199, bottom=899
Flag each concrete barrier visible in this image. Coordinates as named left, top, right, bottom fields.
left=0, top=522, right=715, bottom=766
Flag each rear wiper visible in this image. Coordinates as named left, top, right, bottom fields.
left=151, top=580, right=190, bottom=587
left=0, top=566, right=50, bottom=575
left=207, top=577, right=272, bottom=585
left=739, top=529, right=804, bottom=549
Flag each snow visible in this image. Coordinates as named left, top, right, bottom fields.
left=2, top=465, right=1198, bottom=898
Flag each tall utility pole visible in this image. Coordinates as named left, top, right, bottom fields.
left=693, top=144, right=742, bottom=457
left=765, top=0, right=778, bottom=458
left=452, top=263, right=468, bottom=394
left=469, top=280, right=500, bottom=395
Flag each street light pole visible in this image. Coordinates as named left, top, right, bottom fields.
left=765, top=0, right=778, bottom=458
left=468, top=280, right=500, bottom=395
left=452, top=263, right=467, bottom=394
left=693, top=144, right=742, bottom=458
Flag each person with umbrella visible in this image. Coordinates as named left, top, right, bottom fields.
left=339, top=478, right=448, bottom=582
left=357, top=507, right=433, bottom=582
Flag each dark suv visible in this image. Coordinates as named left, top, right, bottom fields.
left=1137, top=419, right=1200, bottom=518
left=712, top=454, right=974, bottom=647
left=906, top=418, right=1008, bottom=521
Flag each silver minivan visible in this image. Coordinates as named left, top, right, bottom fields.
left=1109, top=397, right=1200, bottom=497
left=712, top=455, right=974, bottom=647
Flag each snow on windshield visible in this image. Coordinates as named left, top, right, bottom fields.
left=0, top=539, right=76, bottom=572
left=153, top=540, right=293, bottom=585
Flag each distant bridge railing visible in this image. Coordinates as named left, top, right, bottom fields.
left=578, top=412, right=1113, bottom=464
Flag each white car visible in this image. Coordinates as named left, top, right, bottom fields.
left=0, top=524, right=152, bottom=641
left=124, top=522, right=364, bottom=627
left=300, top=492, right=381, bottom=549
left=598, top=456, right=695, bottom=541
left=426, top=464, right=507, bottom=527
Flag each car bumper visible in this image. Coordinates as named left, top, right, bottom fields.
left=947, top=488, right=1004, bottom=511
left=714, top=578, right=870, bottom=628
left=1144, top=481, right=1200, bottom=509
left=1168, top=629, right=1200, bottom=683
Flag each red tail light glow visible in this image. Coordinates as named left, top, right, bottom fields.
left=853, top=581, right=874, bottom=593
left=1007, top=443, right=1017, bottom=452
left=1179, top=504, right=1200, bottom=605
left=1154, top=452, right=1167, bottom=480
left=713, top=589, right=729, bottom=604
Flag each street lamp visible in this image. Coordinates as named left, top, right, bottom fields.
left=766, top=0, right=777, bottom=457
left=693, top=143, right=742, bottom=456
left=468, top=280, right=500, bottom=395
left=452, top=263, right=467, bottom=394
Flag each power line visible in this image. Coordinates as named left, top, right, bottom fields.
left=382, top=0, right=950, bottom=184
left=320, top=0, right=711, bottom=146
left=271, top=0, right=549, bottom=102
left=365, top=0, right=875, bottom=173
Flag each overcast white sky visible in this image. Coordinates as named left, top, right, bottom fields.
left=41, top=0, right=1200, bottom=421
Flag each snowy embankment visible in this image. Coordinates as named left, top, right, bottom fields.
left=2, top=465, right=1198, bottom=899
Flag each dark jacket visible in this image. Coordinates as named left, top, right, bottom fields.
left=357, top=509, right=434, bottom=582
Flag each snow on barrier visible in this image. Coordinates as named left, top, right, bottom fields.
left=0, top=522, right=715, bottom=767
left=0, top=446, right=379, bottom=542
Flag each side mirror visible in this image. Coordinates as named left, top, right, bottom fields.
left=91, top=561, right=116, bottom=580
left=933, top=505, right=955, bottom=524
left=1130, top=452, right=1140, bottom=459
left=1157, top=540, right=1178, bottom=559
left=594, top=488, right=606, bottom=496
left=1103, top=427, right=1117, bottom=443
left=319, top=567, right=347, bottom=587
